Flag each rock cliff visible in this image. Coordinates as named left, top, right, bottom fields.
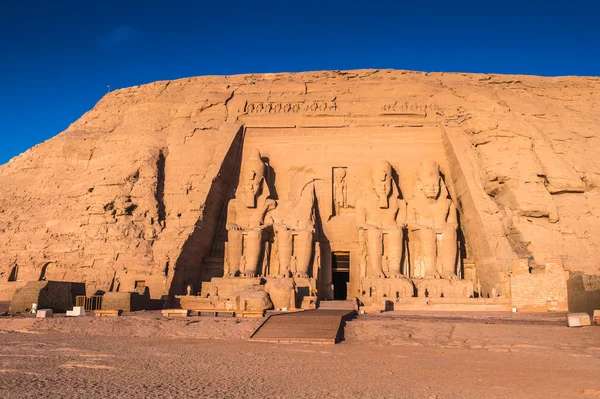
left=1, top=69, right=599, bottom=302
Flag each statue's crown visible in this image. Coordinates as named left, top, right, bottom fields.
left=243, top=149, right=266, bottom=178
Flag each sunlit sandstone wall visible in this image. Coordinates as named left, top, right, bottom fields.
left=510, top=259, right=569, bottom=311
left=0, top=70, right=598, bottom=308
left=237, top=124, right=448, bottom=298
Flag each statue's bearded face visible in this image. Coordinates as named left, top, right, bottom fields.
left=243, top=170, right=263, bottom=208
left=418, top=161, right=441, bottom=199
left=371, top=163, right=392, bottom=208
left=419, top=173, right=440, bottom=199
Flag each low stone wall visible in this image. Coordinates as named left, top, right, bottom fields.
left=101, top=292, right=163, bottom=312
left=0, top=281, right=27, bottom=302
left=9, top=281, right=86, bottom=313
left=567, top=272, right=600, bottom=315
left=510, top=259, right=569, bottom=312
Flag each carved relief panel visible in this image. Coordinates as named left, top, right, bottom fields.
left=244, top=101, right=338, bottom=114
left=332, top=167, right=348, bottom=216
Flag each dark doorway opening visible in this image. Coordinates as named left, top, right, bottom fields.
left=332, top=252, right=350, bottom=300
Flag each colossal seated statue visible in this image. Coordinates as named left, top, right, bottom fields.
left=356, top=161, right=407, bottom=278
left=272, top=182, right=317, bottom=278
left=225, top=150, right=276, bottom=277
left=407, top=160, right=458, bottom=279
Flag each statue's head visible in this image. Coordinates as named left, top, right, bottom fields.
left=334, top=167, right=346, bottom=182
left=371, top=160, right=393, bottom=208
left=241, top=150, right=267, bottom=208
left=417, top=160, right=441, bottom=199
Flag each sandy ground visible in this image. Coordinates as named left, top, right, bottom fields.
left=0, top=310, right=599, bottom=398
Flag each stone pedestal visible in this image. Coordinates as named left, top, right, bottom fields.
left=263, top=276, right=317, bottom=309
left=301, top=296, right=318, bottom=310
left=176, top=295, right=215, bottom=310
left=289, top=276, right=317, bottom=303
left=359, top=277, right=414, bottom=305
left=197, top=277, right=272, bottom=311
left=201, top=277, right=263, bottom=298
left=66, top=306, right=85, bottom=317
left=413, top=278, right=473, bottom=298
left=567, top=312, right=591, bottom=327
left=36, top=309, right=53, bottom=318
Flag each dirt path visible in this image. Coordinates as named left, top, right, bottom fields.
left=1, top=311, right=599, bottom=398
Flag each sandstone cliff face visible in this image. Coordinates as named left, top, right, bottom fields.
left=0, top=70, right=599, bottom=300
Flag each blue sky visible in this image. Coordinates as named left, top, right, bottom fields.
left=1, top=0, right=598, bottom=164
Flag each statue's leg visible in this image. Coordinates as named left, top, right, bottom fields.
left=408, top=229, right=418, bottom=277
left=440, top=227, right=458, bottom=278
left=358, top=229, right=367, bottom=279
left=295, top=230, right=313, bottom=278
left=387, top=228, right=403, bottom=278
left=244, top=229, right=262, bottom=277
left=367, top=229, right=385, bottom=278
left=419, top=229, right=438, bottom=278
left=227, top=230, right=242, bottom=277
left=277, top=229, right=292, bottom=277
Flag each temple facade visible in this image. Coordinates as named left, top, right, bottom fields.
left=191, top=98, right=567, bottom=312
left=2, top=70, right=588, bottom=313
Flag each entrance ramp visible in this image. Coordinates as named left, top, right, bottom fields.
left=250, top=308, right=355, bottom=344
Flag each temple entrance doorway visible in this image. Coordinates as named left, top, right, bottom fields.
left=331, top=252, right=350, bottom=300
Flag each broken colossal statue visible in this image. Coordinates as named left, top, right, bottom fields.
left=407, top=161, right=458, bottom=279
left=225, top=150, right=276, bottom=277
left=356, top=161, right=407, bottom=279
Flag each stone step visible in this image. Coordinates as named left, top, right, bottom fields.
left=318, top=300, right=358, bottom=311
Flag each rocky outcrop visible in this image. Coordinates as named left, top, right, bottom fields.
left=0, top=70, right=598, bottom=303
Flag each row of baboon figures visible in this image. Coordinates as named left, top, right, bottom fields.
left=223, top=150, right=459, bottom=280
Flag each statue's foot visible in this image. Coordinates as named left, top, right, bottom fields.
left=295, top=272, right=309, bottom=278
left=425, top=272, right=442, bottom=279
left=388, top=271, right=402, bottom=278
left=227, top=271, right=239, bottom=277
left=244, top=272, right=256, bottom=278
left=279, top=269, right=291, bottom=278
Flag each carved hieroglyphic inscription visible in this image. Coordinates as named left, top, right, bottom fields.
left=381, top=101, right=439, bottom=117
left=245, top=101, right=338, bottom=114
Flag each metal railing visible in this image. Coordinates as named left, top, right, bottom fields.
left=75, top=296, right=103, bottom=311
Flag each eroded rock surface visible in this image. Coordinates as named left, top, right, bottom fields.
left=0, top=70, right=598, bottom=301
